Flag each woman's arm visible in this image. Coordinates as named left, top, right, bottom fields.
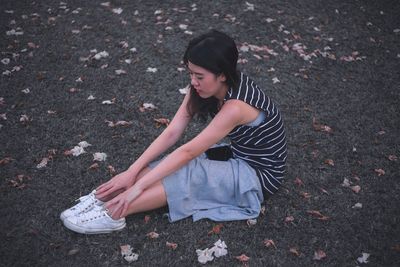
left=96, top=92, right=192, bottom=199
left=125, top=92, right=192, bottom=178
left=106, top=100, right=247, bottom=217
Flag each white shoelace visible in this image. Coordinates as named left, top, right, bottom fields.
left=78, top=207, right=108, bottom=223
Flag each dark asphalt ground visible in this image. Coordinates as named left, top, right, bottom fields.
left=1, top=0, right=399, bottom=266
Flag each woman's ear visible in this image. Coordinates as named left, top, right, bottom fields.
left=218, top=73, right=227, bottom=82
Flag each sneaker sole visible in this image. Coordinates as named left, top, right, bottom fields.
left=63, top=219, right=126, bottom=234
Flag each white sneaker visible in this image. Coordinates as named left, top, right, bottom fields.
left=60, top=190, right=104, bottom=221
left=63, top=206, right=126, bottom=234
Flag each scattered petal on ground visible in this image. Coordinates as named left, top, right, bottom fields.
left=196, top=248, right=214, bottom=264
left=120, top=245, right=139, bottom=263
left=166, top=241, right=178, bottom=250
left=374, top=168, right=385, bottom=176
left=263, top=239, right=277, bottom=249
left=146, top=231, right=160, bottom=239
left=235, top=254, right=250, bottom=263
left=352, top=203, right=363, bottom=209
left=211, top=239, right=228, bottom=257
left=289, top=247, right=300, bottom=257
left=208, top=223, right=223, bottom=235
left=93, top=152, right=107, bottom=161
left=313, top=249, right=327, bottom=260
left=357, top=252, right=370, bottom=263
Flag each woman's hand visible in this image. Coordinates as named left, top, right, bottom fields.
left=95, top=170, right=136, bottom=200
left=105, top=185, right=144, bottom=219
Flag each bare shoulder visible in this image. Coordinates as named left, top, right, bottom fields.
left=220, top=99, right=259, bottom=125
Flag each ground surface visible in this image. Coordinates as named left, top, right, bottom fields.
left=1, top=0, right=399, bottom=266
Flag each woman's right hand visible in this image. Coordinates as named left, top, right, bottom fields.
left=95, top=170, right=136, bottom=200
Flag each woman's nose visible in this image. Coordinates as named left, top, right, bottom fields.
left=191, top=77, right=199, bottom=86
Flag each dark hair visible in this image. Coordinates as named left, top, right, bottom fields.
left=183, top=30, right=239, bottom=121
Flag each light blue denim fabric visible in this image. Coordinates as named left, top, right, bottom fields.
left=149, top=147, right=264, bottom=222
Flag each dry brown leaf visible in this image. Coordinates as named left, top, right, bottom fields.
left=263, top=239, right=276, bottom=249
left=324, top=159, right=334, bottom=166
left=166, top=241, right=178, bottom=250
left=208, top=223, right=223, bottom=235
left=374, top=168, right=385, bottom=176
left=108, top=165, right=116, bottom=175
left=313, top=249, right=327, bottom=260
left=312, top=117, right=333, bottom=133
left=289, top=247, right=300, bottom=257
left=351, top=185, right=361, bottom=193
left=285, top=216, right=294, bottom=223
left=0, top=157, right=13, bottom=165
left=300, top=191, right=311, bottom=198
left=235, top=254, right=250, bottom=262
left=294, top=177, right=304, bottom=186
left=154, top=118, right=170, bottom=127
left=307, top=210, right=329, bottom=221
left=260, top=205, right=266, bottom=215
left=88, top=163, right=99, bottom=170
left=320, top=187, right=329, bottom=194
left=146, top=231, right=159, bottom=239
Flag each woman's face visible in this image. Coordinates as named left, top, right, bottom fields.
left=187, top=61, right=227, bottom=100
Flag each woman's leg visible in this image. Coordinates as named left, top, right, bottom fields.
left=110, top=167, right=168, bottom=219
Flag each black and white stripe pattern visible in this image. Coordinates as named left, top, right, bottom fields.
left=224, top=72, right=287, bottom=196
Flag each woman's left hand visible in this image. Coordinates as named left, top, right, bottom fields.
left=105, top=185, right=143, bottom=219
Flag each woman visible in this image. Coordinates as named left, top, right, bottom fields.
left=61, top=30, right=287, bottom=234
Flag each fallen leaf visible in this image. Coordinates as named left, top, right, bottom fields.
left=320, top=187, right=329, bottom=194
left=93, top=152, right=107, bottom=162
left=307, top=210, right=329, bottom=220
left=352, top=203, right=363, bottom=209
left=208, top=223, right=223, bottom=235
left=247, top=218, right=257, bottom=226
left=263, top=239, right=276, bottom=249
left=107, top=165, right=116, bottom=175
left=147, top=231, right=159, bottom=239
left=166, top=241, right=178, bottom=250
left=260, top=205, right=266, bottom=215
left=154, top=118, right=170, bottom=127
left=351, top=185, right=361, bottom=193
left=105, top=120, right=132, bottom=127
left=324, top=159, right=334, bottom=166
left=312, top=117, right=333, bottom=133
left=36, top=157, right=49, bottom=169
left=357, top=252, right=370, bottom=263
left=285, top=216, right=294, bottom=223
left=374, top=168, right=385, bottom=176
left=88, top=163, right=99, bottom=170
left=289, top=247, right=300, bottom=257
left=212, top=239, right=228, bottom=258
left=341, top=178, right=351, bottom=187
left=0, top=157, right=13, bottom=165
left=300, top=191, right=311, bottom=198
left=196, top=248, right=214, bottom=264
left=313, top=249, right=327, bottom=260
left=294, top=177, right=304, bottom=186
left=235, top=254, right=250, bottom=262
left=120, top=244, right=139, bottom=263
left=67, top=248, right=79, bottom=256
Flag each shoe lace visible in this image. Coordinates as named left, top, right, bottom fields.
left=78, top=207, right=108, bottom=223
left=73, top=191, right=97, bottom=212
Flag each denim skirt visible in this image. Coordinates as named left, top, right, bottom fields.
left=149, top=150, right=264, bottom=222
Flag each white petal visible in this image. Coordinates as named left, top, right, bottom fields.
left=93, top=152, right=107, bottom=161
left=78, top=141, right=92, bottom=148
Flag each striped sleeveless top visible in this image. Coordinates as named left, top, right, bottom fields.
left=224, top=72, right=287, bottom=196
